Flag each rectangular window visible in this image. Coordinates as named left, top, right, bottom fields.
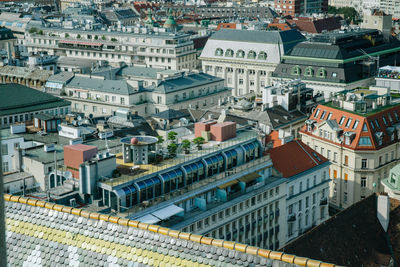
left=320, top=111, right=326, bottom=120
left=314, top=109, right=320, bottom=118
left=352, top=120, right=359, bottom=129
left=361, top=159, right=367, bottom=169
left=344, top=155, right=348, bottom=166
left=361, top=177, right=367, bottom=187
left=1, top=144, right=8, bottom=155
left=326, top=113, right=332, bottom=120
left=333, top=169, right=337, bottom=179
left=289, top=185, right=294, bottom=196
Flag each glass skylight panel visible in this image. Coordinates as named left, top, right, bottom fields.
left=326, top=113, right=332, bottom=120
left=362, top=123, right=368, bottom=132
left=314, top=109, right=320, bottom=118
left=382, top=116, right=388, bottom=126
left=375, top=119, right=380, bottom=128
left=358, top=137, right=372, bottom=146
left=320, top=111, right=326, bottom=120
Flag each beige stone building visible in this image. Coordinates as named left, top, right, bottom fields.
left=300, top=87, right=400, bottom=210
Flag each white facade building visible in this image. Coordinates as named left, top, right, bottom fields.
left=200, top=29, right=305, bottom=96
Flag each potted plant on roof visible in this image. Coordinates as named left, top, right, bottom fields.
left=182, top=139, right=191, bottom=154
left=167, top=131, right=178, bottom=144
left=193, top=137, right=205, bottom=151
left=167, top=143, right=177, bottom=158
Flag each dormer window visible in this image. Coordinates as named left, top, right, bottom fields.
left=317, top=68, right=327, bottom=78
left=370, top=121, right=375, bottom=130
left=394, top=112, right=399, bottom=121
left=352, top=120, right=359, bottom=129
left=345, top=118, right=353, bottom=128
left=375, top=132, right=384, bottom=146
left=314, top=109, right=320, bottom=118
left=388, top=113, right=393, bottom=123
left=258, top=51, right=267, bottom=60
left=304, top=66, right=314, bottom=77
left=291, top=66, right=301, bottom=76
left=247, top=50, right=256, bottom=59
left=215, top=48, right=223, bottom=56
left=390, top=173, right=396, bottom=185
left=339, top=116, right=346, bottom=125
left=320, top=111, right=326, bottom=120
left=375, top=119, right=380, bottom=128
left=382, top=116, right=388, bottom=126
left=225, top=49, right=234, bottom=57
left=236, top=50, right=245, bottom=58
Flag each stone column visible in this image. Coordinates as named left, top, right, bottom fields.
left=245, top=69, right=249, bottom=95
left=255, top=70, right=260, bottom=95
left=233, top=68, right=238, bottom=96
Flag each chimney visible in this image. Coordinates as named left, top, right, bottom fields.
left=377, top=194, right=390, bottom=232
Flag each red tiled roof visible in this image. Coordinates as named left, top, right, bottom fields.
left=287, top=16, right=341, bottom=33
left=269, top=140, right=328, bottom=178
left=300, top=103, right=400, bottom=151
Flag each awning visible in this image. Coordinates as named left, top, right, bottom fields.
left=238, top=172, right=260, bottom=183
left=136, top=214, right=160, bottom=224
left=59, top=40, right=103, bottom=46
left=151, top=204, right=184, bottom=220
left=218, top=179, right=239, bottom=189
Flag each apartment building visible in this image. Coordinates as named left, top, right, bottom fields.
left=200, top=29, right=305, bottom=96
left=269, top=140, right=330, bottom=243
left=50, top=71, right=230, bottom=117
left=300, top=87, right=400, bottom=209
left=24, top=25, right=197, bottom=70
left=274, top=0, right=328, bottom=16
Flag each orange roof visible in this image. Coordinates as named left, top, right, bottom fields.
left=265, top=130, right=282, bottom=148
left=216, top=23, right=237, bottom=31
left=269, top=140, right=328, bottom=178
left=267, top=23, right=292, bottom=31
left=301, top=103, right=400, bottom=151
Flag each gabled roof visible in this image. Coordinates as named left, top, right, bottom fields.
left=269, top=140, right=329, bottom=178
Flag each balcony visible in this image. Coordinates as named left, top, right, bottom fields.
left=320, top=197, right=328, bottom=206
left=287, top=214, right=296, bottom=222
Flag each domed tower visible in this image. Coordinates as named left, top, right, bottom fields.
left=144, top=8, right=157, bottom=27
left=163, top=9, right=177, bottom=31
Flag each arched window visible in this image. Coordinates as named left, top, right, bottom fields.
left=304, top=66, right=314, bottom=77
left=317, top=68, right=327, bottom=78
left=247, top=50, right=256, bottom=59
left=215, top=48, right=223, bottom=56
left=225, top=49, right=234, bottom=57
left=236, top=49, right=245, bottom=58
left=258, top=51, right=267, bottom=60
left=291, top=65, right=301, bottom=76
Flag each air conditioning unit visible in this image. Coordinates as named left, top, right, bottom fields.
left=44, top=144, right=55, bottom=152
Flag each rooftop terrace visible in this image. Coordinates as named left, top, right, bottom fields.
left=101, top=130, right=258, bottom=188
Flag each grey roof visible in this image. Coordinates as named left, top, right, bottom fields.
left=152, top=73, right=223, bottom=93
left=210, top=29, right=305, bottom=45
left=151, top=109, right=188, bottom=120
left=117, top=66, right=164, bottom=79
left=326, top=119, right=340, bottom=131
left=57, top=57, right=96, bottom=68
left=0, top=83, right=70, bottom=116
left=67, top=76, right=136, bottom=95
left=47, top=72, right=74, bottom=84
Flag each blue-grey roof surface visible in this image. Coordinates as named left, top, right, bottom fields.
left=117, top=66, right=164, bottom=79
left=67, top=76, right=136, bottom=95
left=151, top=73, right=223, bottom=93
left=210, top=29, right=305, bottom=44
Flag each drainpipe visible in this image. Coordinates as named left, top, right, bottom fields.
left=0, top=134, right=7, bottom=266
left=339, top=140, right=343, bottom=209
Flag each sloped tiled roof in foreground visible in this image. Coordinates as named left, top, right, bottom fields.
left=4, top=194, right=339, bottom=267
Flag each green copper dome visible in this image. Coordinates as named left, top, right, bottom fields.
left=163, top=9, right=177, bottom=28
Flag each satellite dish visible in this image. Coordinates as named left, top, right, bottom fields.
left=77, top=116, right=82, bottom=121
left=77, top=121, right=82, bottom=126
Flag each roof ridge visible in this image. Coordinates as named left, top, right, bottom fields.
left=4, top=194, right=340, bottom=267
left=295, top=140, right=318, bottom=165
